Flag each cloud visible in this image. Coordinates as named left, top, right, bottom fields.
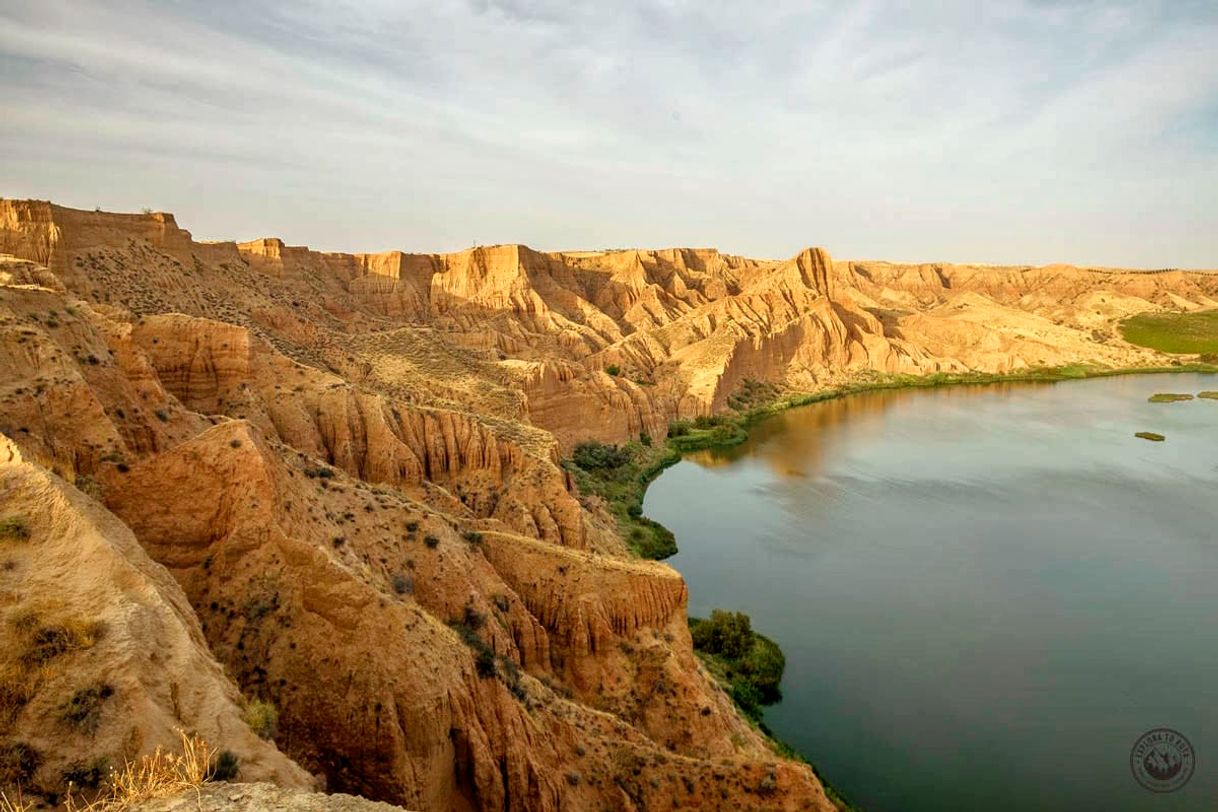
left=0, top=0, right=1215, bottom=266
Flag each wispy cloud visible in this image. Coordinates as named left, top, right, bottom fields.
left=1, top=0, right=1215, bottom=266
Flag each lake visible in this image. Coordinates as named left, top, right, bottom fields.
left=644, top=373, right=1218, bottom=811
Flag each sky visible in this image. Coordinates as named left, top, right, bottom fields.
left=1, top=0, right=1216, bottom=267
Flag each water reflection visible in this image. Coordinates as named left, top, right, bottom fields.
left=646, top=373, right=1218, bottom=812
left=688, top=382, right=1056, bottom=481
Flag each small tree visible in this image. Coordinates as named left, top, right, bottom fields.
left=691, top=609, right=753, bottom=660
left=571, top=442, right=631, bottom=470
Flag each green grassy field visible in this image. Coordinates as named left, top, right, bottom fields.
left=1121, top=309, right=1218, bottom=354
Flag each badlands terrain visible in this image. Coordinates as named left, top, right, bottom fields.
left=1, top=199, right=1216, bottom=811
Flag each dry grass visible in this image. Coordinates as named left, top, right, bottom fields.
left=0, top=663, right=40, bottom=728
left=2, top=607, right=106, bottom=731
left=66, top=729, right=215, bottom=811
left=0, top=788, right=34, bottom=812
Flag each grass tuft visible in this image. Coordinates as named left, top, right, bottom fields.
left=0, top=518, right=30, bottom=543
left=59, top=683, right=115, bottom=733
left=242, top=699, right=278, bottom=741
left=0, top=742, right=40, bottom=788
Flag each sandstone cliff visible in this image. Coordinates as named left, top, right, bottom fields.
left=0, top=201, right=842, bottom=810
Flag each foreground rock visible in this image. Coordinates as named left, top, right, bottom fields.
left=131, top=783, right=409, bottom=811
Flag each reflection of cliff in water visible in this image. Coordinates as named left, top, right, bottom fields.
left=686, top=381, right=1055, bottom=480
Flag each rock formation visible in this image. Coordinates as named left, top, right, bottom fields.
left=1, top=198, right=1215, bottom=810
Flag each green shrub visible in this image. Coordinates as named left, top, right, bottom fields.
left=730, top=678, right=763, bottom=721
left=605, top=364, right=620, bottom=376
left=61, top=758, right=108, bottom=789
left=210, top=750, right=240, bottom=782
left=692, top=414, right=727, bottom=430
left=0, top=741, right=40, bottom=786
left=423, top=534, right=440, bottom=549
left=392, top=574, right=413, bottom=595
left=74, top=475, right=102, bottom=500
left=0, top=517, right=30, bottom=542
left=571, top=442, right=631, bottom=470
left=21, top=620, right=105, bottom=667
left=450, top=617, right=497, bottom=679
left=462, top=605, right=485, bottom=631
left=691, top=610, right=786, bottom=721
left=691, top=609, right=753, bottom=660
left=462, top=530, right=484, bottom=547
left=242, top=580, right=280, bottom=622
left=243, top=699, right=278, bottom=740
left=738, top=634, right=786, bottom=704
left=475, top=648, right=497, bottom=678
left=59, top=683, right=115, bottom=733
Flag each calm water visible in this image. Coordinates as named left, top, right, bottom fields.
left=644, top=374, right=1218, bottom=812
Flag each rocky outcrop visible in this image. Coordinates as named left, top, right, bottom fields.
left=0, top=218, right=835, bottom=809
left=97, top=420, right=829, bottom=810
left=133, top=783, right=410, bottom=812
